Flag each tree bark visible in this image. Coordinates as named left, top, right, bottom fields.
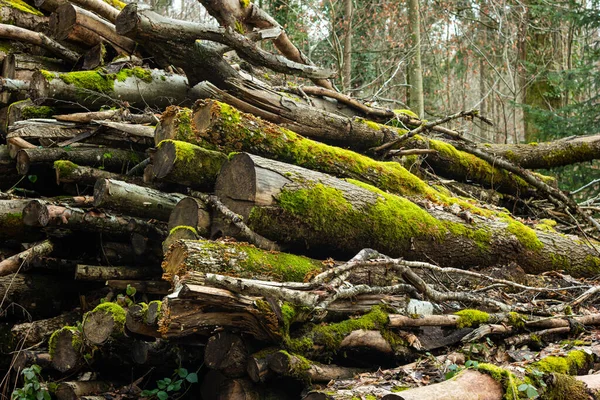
left=12, top=351, right=52, bottom=372
left=0, top=1, right=48, bottom=31
left=55, top=381, right=111, bottom=400
left=17, top=147, right=144, bottom=175
left=23, top=200, right=168, bottom=239
left=215, top=152, right=600, bottom=276
left=94, top=178, right=185, bottom=221
left=269, top=350, right=364, bottom=382
left=0, top=23, right=80, bottom=63
left=407, top=0, right=424, bottom=117
left=54, top=160, right=144, bottom=186
left=0, top=199, right=40, bottom=241
left=75, top=264, right=160, bottom=281
left=11, top=309, right=81, bottom=348
left=125, top=303, right=162, bottom=338
left=0, top=239, right=55, bottom=276
left=54, top=4, right=135, bottom=53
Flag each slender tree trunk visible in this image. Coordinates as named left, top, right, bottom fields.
left=407, top=0, right=424, bottom=117
left=341, top=0, right=353, bottom=93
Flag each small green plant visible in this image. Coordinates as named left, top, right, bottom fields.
left=518, top=383, right=539, bottom=399
left=11, top=365, right=50, bottom=400
left=141, top=367, right=199, bottom=400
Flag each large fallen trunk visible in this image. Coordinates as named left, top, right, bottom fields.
left=215, top=153, right=600, bottom=276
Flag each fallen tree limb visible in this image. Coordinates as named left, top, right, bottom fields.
left=0, top=24, right=80, bottom=63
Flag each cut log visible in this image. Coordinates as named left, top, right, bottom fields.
left=247, top=348, right=276, bottom=383
left=2, top=53, right=65, bottom=83
left=0, top=24, right=80, bottom=63
left=152, top=140, right=227, bottom=189
left=162, top=225, right=199, bottom=254
left=75, top=264, right=160, bottom=281
left=215, top=152, right=600, bottom=276
left=0, top=199, right=38, bottom=240
left=0, top=273, right=89, bottom=320
left=54, top=4, right=135, bottom=53
left=205, top=332, right=248, bottom=377
left=381, top=370, right=502, bottom=400
left=0, top=0, right=47, bottom=31
left=168, top=197, right=210, bottom=236
left=23, top=200, right=168, bottom=239
left=0, top=239, right=55, bottom=276
left=36, top=0, right=125, bottom=19
left=49, top=326, right=83, bottom=372
left=12, top=351, right=52, bottom=372
left=55, top=381, right=112, bottom=400
left=54, top=160, right=143, bottom=186
left=125, top=302, right=162, bottom=338
left=162, top=239, right=323, bottom=282
left=268, top=350, right=364, bottom=382
left=17, top=147, right=144, bottom=175
left=94, top=178, right=185, bottom=221
left=106, top=280, right=170, bottom=295
left=30, top=69, right=192, bottom=110
left=82, top=302, right=126, bottom=345
left=11, top=309, right=81, bottom=348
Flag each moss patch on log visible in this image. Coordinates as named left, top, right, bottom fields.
left=455, top=309, right=490, bottom=328
left=58, top=70, right=115, bottom=93
left=53, top=160, right=78, bottom=178
left=88, top=302, right=126, bottom=334
left=21, top=106, right=56, bottom=119
left=0, top=0, right=43, bottom=15
left=48, top=326, right=81, bottom=357
left=532, top=350, right=591, bottom=375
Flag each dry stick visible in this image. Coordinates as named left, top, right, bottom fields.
left=0, top=240, right=54, bottom=276
left=504, top=327, right=571, bottom=347
left=283, top=85, right=395, bottom=118
left=0, top=24, right=80, bottom=63
left=388, top=148, right=438, bottom=157
left=189, top=190, right=280, bottom=251
left=373, top=109, right=481, bottom=153
left=454, top=142, right=600, bottom=233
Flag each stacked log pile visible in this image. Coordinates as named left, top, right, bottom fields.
left=3, top=0, right=600, bottom=399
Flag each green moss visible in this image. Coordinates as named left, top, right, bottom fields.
left=477, top=363, right=524, bottom=400
left=393, top=109, right=419, bottom=119
left=176, top=240, right=322, bottom=282
left=356, top=117, right=382, bottom=130
left=499, top=213, right=543, bottom=250
left=239, top=0, right=250, bottom=7
left=455, top=309, right=490, bottom=328
left=365, top=395, right=377, bottom=400
left=59, top=70, right=115, bottom=93
left=53, top=160, right=78, bottom=177
left=506, top=312, right=527, bottom=328
left=21, top=106, right=56, bottom=119
left=169, top=225, right=198, bottom=236
left=115, top=67, right=153, bottom=83
left=543, top=373, right=589, bottom=400
left=40, top=70, right=55, bottom=82
left=286, top=306, right=389, bottom=354
left=90, top=302, right=126, bottom=334
left=535, top=218, right=557, bottom=233
left=532, top=350, right=590, bottom=375
left=391, top=386, right=410, bottom=392
left=48, top=326, right=80, bottom=358
left=0, top=0, right=43, bottom=15
left=234, top=20, right=245, bottom=34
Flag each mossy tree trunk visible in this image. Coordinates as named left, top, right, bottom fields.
left=215, top=153, right=600, bottom=277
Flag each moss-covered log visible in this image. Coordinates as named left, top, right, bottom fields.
left=49, top=326, right=83, bottom=372
left=30, top=68, right=193, bottom=109
left=162, top=239, right=323, bottom=283
left=215, top=153, right=600, bottom=276
left=0, top=0, right=47, bottom=31
left=478, top=134, right=600, bottom=169
left=94, top=178, right=185, bottom=221
left=82, top=302, right=126, bottom=345
left=125, top=302, right=162, bottom=338
left=152, top=139, right=227, bottom=189
left=17, top=146, right=144, bottom=175
left=162, top=225, right=199, bottom=254
left=0, top=198, right=40, bottom=241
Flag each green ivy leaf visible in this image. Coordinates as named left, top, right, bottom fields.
left=177, top=368, right=188, bottom=378
left=526, top=386, right=538, bottom=398
left=27, top=175, right=38, bottom=183
left=126, top=284, right=137, bottom=296
left=186, top=373, right=198, bottom=383
left=156, top=391, right=169, bottom=400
